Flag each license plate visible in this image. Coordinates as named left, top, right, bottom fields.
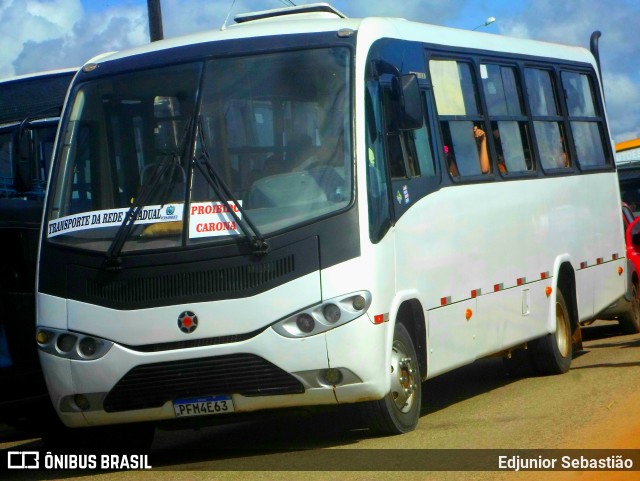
left=173, top=395, right=234, bottom=417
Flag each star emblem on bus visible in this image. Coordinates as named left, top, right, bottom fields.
left=177, top=311, right=198, bottom=333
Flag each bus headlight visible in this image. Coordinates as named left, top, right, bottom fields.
left=36, top=328, right=113, bottom=361
left=78, top=337, right=100, bottom=357
left=56, top=334, right=77, bottom=353
left=323, top=304, right=341, bottom=324
left=272, top=291, right=372, bottom=338
left=295, top=314, right=315, bottom=333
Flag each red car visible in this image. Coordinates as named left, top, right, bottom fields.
left=600, top=202, right=640, bottom=333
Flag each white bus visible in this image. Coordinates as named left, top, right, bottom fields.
left=36, top=3, right=625, bottom=447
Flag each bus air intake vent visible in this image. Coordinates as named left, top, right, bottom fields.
left=87, top=254, right=293, bottom=300
left=102, top=353, right=304, bottom=412
left=67, top=236, right=319, bottom=309
left=82, top=254, right=296, bottom=309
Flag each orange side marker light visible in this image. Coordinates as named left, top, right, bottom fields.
left=465, top=309, right=473, bottom=320
left=618, top=266, right=624, bottom=276
left=545, top=286, right=553, bottom=297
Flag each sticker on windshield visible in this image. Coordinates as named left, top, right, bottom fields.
left=47, top=204, right=182, bottom=238
left=189, top=201, right=242, bottom=238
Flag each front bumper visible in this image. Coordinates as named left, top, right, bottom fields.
left=40, top=313, right=388, bottom=428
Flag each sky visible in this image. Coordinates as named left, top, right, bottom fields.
left=0, top=0, right=638, bottom=143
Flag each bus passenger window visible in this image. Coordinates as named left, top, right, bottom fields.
left=490, top=121, right=533, bottom=173
left=441, top=121, right=489, bottom=176
left=533, top=121, right=569, bottom=169
left=561, top=71, right=607, bottom=168
left=481, top=63, right=533, bottom=173
left=430, top=59, right=489, bottom=177
left=525, top=68, right=570, bottom=170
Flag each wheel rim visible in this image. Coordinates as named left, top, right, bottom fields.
left=389, top=339, right=417, bottom=413
left=555, top=300, right=570, bottom=358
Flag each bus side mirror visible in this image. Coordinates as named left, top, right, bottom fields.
left=395, top=74, right=424, bottom=131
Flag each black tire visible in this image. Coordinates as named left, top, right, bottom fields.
left=530, top=289, right=573, bottom=375
left=362, top=322, right=421, bottom=435
left=619, top=283, right=640, bottom=334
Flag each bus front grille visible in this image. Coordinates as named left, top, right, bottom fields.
left=102, top=353, right=304, bottom=413
left=63, top=236, right=321, bottom=310
left=85, top=254, right=295, bottom=308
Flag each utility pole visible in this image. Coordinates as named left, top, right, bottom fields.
left=147, top=0, right=164, bottom=42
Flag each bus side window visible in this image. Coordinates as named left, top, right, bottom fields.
left=430, top=59, right=489, bottom=177
left=524, top=68, right=570, bottom=170
left=0, top=132, right=14, bottom=194
left=381, top=87, right=415, bottom=179
left=481, top=63, right=533, bottom=174
left=366, top=82, right=391, bottom=242
left=68, top=125, right=93, bottom=213
left=561, top=71, right=607, bottom=168
left=412, top=94, right=436, bottom=178
left=386, top=133, right=407, bottom=178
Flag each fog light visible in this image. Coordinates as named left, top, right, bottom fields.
left=57, top=334, right=77, bottom=353
left=352, top=295, right=366, bottom=311
left=323, top=303, right=341, bottom=323
left=36, top=329, right=52, bottom=345
left=74, top=394, right=90, bottom=411
left=321, top=368, right=343, bottom=385
left=79, top=337, right=98, bottom=357
left=296, top=314, right=315, bottom=333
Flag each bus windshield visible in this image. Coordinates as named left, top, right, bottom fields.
left=47, top=47, right=352, bottom=253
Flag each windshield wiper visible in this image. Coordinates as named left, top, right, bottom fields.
left=193, top=117, right=270, bottom=256
left=103, top=117, right=194, bottom=271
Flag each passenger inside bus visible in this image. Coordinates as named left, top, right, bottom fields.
left=445, top=123, right=490, bottom=176
left=491, top=127, right=507, bottom=173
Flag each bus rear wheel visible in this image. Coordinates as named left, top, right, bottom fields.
left=362, top=322, right=421, bottom=435
left=530, top=289, right=573, bottom=375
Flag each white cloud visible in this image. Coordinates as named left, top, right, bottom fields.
left=0, top=0, right=148, bottom=79
left=25, top=0, right=82, bottom=31
left=604, top=72, right=640, bottom=142
left=0, top=0, right=83, bottom=78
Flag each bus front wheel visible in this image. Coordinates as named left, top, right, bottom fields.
left=530, top=289, right=573, bottom=375
left=362, top=322, right=421, bottom=435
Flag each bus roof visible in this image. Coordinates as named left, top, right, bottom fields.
left=0, top=67, right=77, bottom=85
left=0, top=68, right=77, bottom=125
left=84, top=3, right=596, bottom=69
